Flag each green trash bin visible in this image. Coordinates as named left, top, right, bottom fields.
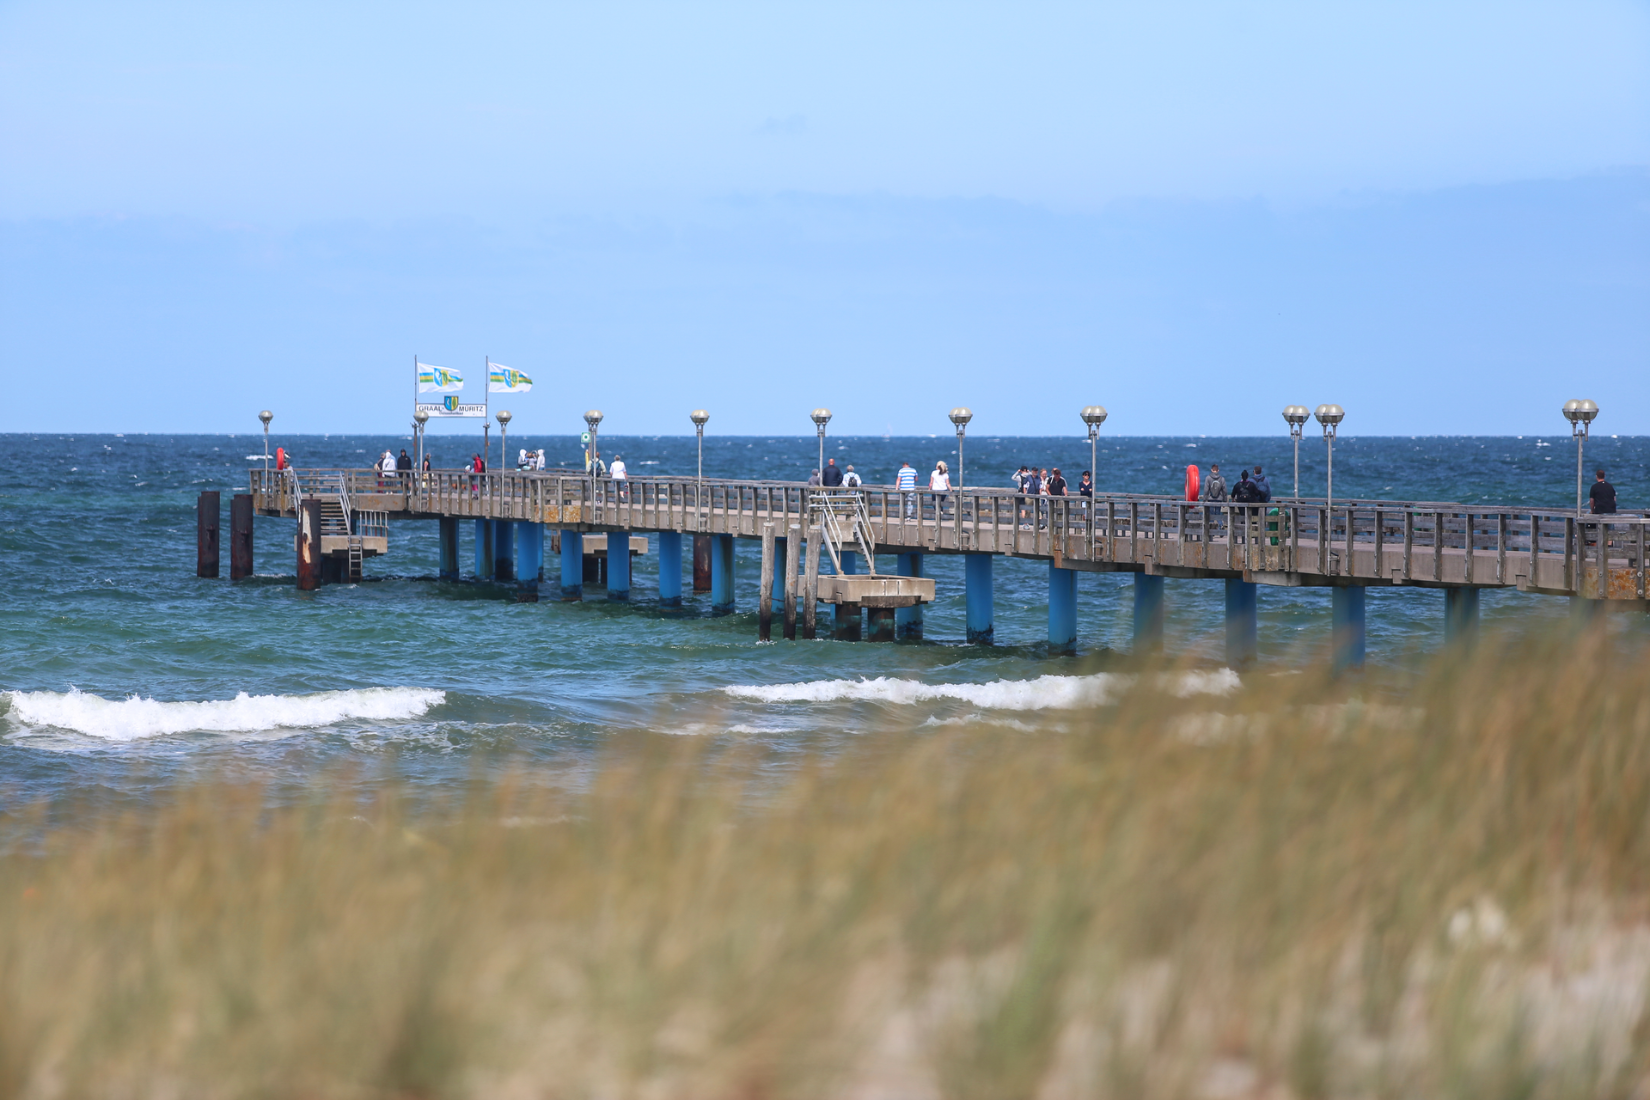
left=1267, top=507, right=1286, bottom=546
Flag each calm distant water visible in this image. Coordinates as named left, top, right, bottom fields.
left=2, top=431, right=1646, bottom=812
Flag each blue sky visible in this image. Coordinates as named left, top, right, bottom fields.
left=1, top=1, right=1647, bottom=436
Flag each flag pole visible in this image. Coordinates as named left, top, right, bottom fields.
left=412, top=353, right=419, bottom=474
left=484, top=356, right=492, bottom=472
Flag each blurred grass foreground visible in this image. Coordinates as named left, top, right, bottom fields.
left=7, top=633, right=1650, bottom=1099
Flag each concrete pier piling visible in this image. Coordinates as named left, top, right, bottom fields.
left=196, top=491, right=220, bottom=578
left=759, top=524, right=775, bottom=641
left=803, top=525, right=821, bottom=639
left=1332, top=587, right=1367, bottom=671
left=1047, top=563, right=1077, bottom=651
left=868, top=607, right=897, bottom=642
left=229, top=493, right=253, bottom=580
left=710, top=534, right=735, bottom=614
left=493, top=520, right=515, bottom=583
left=657, top=531, right=683, bottom=606
left=1444, top=587, right=1479, bottom=645
left=438, top=518, right=459, bottom=581
left=559, top=531, right=583, bottom=601
left=1133, top=573, right=1165, bottom=651
left=965, top=553, right=994, bottom=644
left=516, top=523, right=543, bottom=601
left=783, top=524, right=800, bottom=639
left=895, top=553, right=924, bottom=638
left=693, top=534, right=712, bottom=592
left=474, top=519, right=494, bottom=581
left=608, top=530, right=631, bottom=601
left=834, top=603, right=862, bottom=641
left=1224, top=579, right=1258, bottom=666
left=839, top=551, right=860, bottom=575
left=297, top=499, right=321, bottom=591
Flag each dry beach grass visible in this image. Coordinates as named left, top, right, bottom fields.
left=4, top=630, right=1650, bottom=1098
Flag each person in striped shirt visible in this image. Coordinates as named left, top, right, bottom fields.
left=896, top=461, right=918, bottom=518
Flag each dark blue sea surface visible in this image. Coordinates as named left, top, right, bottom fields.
left=2, top=431, right=1646, bottom=813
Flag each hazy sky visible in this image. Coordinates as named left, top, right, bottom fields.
left=2, top=1, right=1647, bottom=435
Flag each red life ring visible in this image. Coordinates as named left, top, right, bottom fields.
left=1185, top=464, right=1200, bottom=502
left=276, top=446, right=287, bottom=471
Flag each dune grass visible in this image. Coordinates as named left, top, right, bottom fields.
left=4, top=629, right=1650, bottom=1098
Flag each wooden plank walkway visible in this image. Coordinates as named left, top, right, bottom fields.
left=251, top=469, right=1648, bottom=602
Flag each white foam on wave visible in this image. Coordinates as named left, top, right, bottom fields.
left=1, top=686, right=445, bottom=741
left=724, top=670, right=1238, bottom=710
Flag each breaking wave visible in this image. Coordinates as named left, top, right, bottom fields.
left=1, top=686, right=445, bottom=741
left=724, top=670, right=1238, bottom=710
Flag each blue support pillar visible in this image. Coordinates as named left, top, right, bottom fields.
left=493, top=520, right=515, bottom=583
left=1133, top=573, right=1165, bottom=651
left=658, top=531, right=683, bottom=606
left=1048, top=563, right=1078, bottom=651
left=1332, top=586, right=1366, bottom=672
left=965, top=553, right=994, bottom=644
left=608, top=532, right=631, bottom=601
left=839, top=551, right=860, bottom=575
left=559, top=531, right=583, bottom=601
left=896, top=553, right=924, bottom=638
left=474, top=518, right=494, bottom=580
left=1224, top=579, right=1258, bottom=666
left=438, top=517, right=459, bottom=581
left=771, top=538, right=788, bottom=606
left=1444, top=587, right=1479, bottom=645
left=710, top=534, right=735, bottom=614
left=516, top=523, right=543, bottom=600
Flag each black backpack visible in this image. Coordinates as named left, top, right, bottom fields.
left=1232, top=479, right=1260, bottom=504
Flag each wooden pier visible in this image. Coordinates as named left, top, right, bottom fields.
left=197, top=466, right=1647, bottom=664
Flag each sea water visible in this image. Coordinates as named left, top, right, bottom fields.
left=1, top=432, right=1644, bottom=812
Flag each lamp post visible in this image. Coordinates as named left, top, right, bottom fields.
left=811, top=408, right=832, bottom=484
left=496, top=410, right=512, bottom=470
left=1562, top=399, right=1599, bottom=518
left=948, top=408, right=972, bottom=489
left=1314, top=404, right=1345, bottom=511
left=691, top=409, right=709, bottom=529
left=413, top=408, right=429, bottom=480
left=584, top=409, right=603, bottom=471
left=1081, top=406, right=1108, bottom=488
left=1282, top=406, right=1309, bottom=500
left=258, top=410, right=273, bottom=475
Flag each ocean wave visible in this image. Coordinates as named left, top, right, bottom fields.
left=723, top=670, right=1238, bottom=710
left=1, top=686, right=445, bottom=741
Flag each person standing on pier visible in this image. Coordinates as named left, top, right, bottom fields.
left=1590, top=469, right=1617, bottom=514
left=611, top=454, right=628, bottom=500
left=807, top=469, right=821, bottom=487
left=929, top=460, right=951, bottom=520
left=1252, top=465, right=1272, bottom=503
left=1047, top=468, right=1067, bottom=496
left=822, top=459, right=844, bottom=487
left=897, top=461, right=917, bottom=517
left=843, top=465, right=862, bottom=488
left=422, top=453, right=432, bottom=474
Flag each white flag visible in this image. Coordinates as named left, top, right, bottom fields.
left=488, top=365, right=533, bottom=393
left=417, top=362, right=464, bottom=394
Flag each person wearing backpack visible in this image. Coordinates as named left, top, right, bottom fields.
left=1231, top=470, right=1262, bottom=543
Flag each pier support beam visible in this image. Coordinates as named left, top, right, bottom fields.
left=839, top=551, right=860, bottom=575
left=196, top=491, right=220, bottom=578
left=693, top=535, right=712, bottom=592
left=1332, top=586, right=1366, bottom=672
left=474, top=519, right=494, bottom=580
left=1444, top=588, right=1479, bottom=645
left=608, top=532, right=632, bottom=601
left=1133, top=574, right=1165, bottom=652
left=759, top=524, right=775, bottom=641
left=710, top=534, right=735, bottom=614
left=834, top=603, right=862, bottom=641
left=297, top=499, right=321, bottom=591
left=493, top=520, right=515, bottom=583
left=516, top=523, right=543, bottom=601
left=895, top=553, right=924, bottom=638
left=559, top=531, right=583, bottom=601
left=1048, top=563, right=1078, bottom=651
left=658, top=531, right=683, bottom=606
left=868, top=607, right=897, bottom=642
left=1224, top=579, right=1258, bottom=667
left=438, top=518, right=459, bottom=581
left=783, top=525, right=800, bottom=639
left=965, top=554, right=994, bottom=644
left=803, top=526, right=821, bottom=639
left=229, top=493, right=253, bottom=580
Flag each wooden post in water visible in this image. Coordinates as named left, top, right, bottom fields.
left=692, top=534, right=712, bottom=592
left=196, top=491, right=220, bottom=577
left=782, top=523, right=800, bottom=639
left=803, top=524, right=821, bottom=640
left=229, top=493, right=254, bottom=579
left=297, top=498, right=322, bottom=591
left=758, top=523, right=775, bottom=641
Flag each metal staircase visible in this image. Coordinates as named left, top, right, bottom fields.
left=809, top=489, right=878, bottom=575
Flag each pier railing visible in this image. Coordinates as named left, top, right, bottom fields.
left=251, top=468, right=1647, bottom=599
